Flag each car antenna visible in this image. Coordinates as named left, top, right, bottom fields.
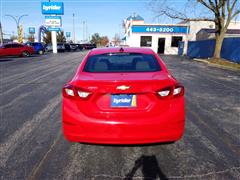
left=119, top=47, right=124, bottom=53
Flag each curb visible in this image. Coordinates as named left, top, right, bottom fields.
left=193, top=58, right=210, bottom=64
left=193, top=58, right=240, bottom=72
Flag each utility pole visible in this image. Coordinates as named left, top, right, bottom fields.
left=86, top=20, right=88, bottom=42
left=73, top=13, right=75, bottom=43
left=47, top=0, right=57, bottom=53
left=0, top=22, right=3, bottom=45
left=82, top=21, right=85, bottom=42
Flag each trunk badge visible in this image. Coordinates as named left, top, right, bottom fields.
left=116, top=85, right=130, bottom=90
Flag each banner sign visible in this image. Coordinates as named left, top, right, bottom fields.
left=45, top=16, right=62, bottom=27
left=41, top=2, right=64, bottom=15
left=29, top=27, right=35, bottom=34
left=132, top=25, right=189, bottom=34
left=47, top=27, right=61, bottom=32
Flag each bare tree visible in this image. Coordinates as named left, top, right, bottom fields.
left=90, top=33, right=101, bottom=46
left=152, top=0, right=240, bottom=60
left=90, top=33, right=110, bottom=47
left=57, top=31, right=66, bottom=43
left=43, top=31, right=51, bottom=44
left=100, top=36, right=109, bottom=46
left=27, top=35, right=35, bottom=42
left=112, top=33, right=121, bottom=46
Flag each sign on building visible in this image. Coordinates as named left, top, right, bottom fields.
left=45, top=16, right=62, bottom=27
left=132, top=25, right=189, bottom=34
left=41, top=2, right=64, bottom=15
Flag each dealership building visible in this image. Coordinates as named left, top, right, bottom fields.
left=122, top=14, right=240, bottom=55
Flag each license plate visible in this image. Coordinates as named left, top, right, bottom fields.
left=111, top=94, right=137, bottom=108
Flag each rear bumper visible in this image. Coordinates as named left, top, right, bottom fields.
left=62, top=98, right=185, bottom=144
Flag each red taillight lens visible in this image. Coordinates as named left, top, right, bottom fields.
left=62, top=84, right=91, bottom=100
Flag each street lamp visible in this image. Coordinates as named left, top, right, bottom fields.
left=0, top=21, right=3, bottom=45
left=5, top=14, right=28, bottom=41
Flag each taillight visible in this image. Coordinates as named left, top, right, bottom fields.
left=173, top=85, right=184, bottom=97
left=158, top=87, right=171, bottom=98
left=77, top=91, right=91, bottom=98
left=63, top=84, right=75, bottom=97
left=157, top=85, right=184, bottom=99
left=62, top=84, right=91, bottom=100
left=65, top=88, right=75, bottom=97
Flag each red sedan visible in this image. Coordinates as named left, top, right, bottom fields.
left=0, top=43, right=35, bottom=57
left=62, top=47, right=185, bottom=144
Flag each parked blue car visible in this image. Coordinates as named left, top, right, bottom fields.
left=25, top=42, right=45, bottom=55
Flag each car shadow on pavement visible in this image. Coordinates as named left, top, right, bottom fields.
left=0, top=58, right=15, bottom=62
left=79, top=141, right=174, bottom=147
left=124, top=155, right=168, bottom=180
left=0, top=56, right=35, bottom=61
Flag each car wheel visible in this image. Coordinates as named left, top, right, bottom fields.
left=22, top=51, right=30, bottom=57
left=38, top=50, right=44, bottom=55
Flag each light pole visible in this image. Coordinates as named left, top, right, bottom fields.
left=0, top=22, right=3, bottom=45
left=73, top=13, right=75, bottom=43
left=5, top=14, right=28, bottom=42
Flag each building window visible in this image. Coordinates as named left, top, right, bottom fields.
left=140, top=36, right=152, bottom=47
left=171, top=36, right=183, bottom=47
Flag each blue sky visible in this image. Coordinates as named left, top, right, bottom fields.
left=1, top=0, right=165, bottom=41
left=2, top=0, right=238, bottom=41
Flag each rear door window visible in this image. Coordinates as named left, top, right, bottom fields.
left=12, top=44, right=23, bottom=48
left=84, top=53, right=161, bottom=73
left=4, top=44, right=12, bottom=48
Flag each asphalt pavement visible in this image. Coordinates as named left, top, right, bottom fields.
left=0, top=52, right=239, bottom=180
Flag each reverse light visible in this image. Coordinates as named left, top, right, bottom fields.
left=173, top=85, right=184, bottom=97
left=158, top=90, right=170, bottom=97
left=173, top=87, right=182, bottom=95
left=77, top=91, right=91, bottom=98
left=158, top=87, right=171, bottom=98
left=65, top=88, right=74, bottom=96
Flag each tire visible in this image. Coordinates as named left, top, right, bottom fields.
left=38, top=50, right=44, bottom=55
left=22, top=51, right=30, bottom=57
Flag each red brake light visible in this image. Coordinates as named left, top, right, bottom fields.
left=62, top=84, right=91, bottom=100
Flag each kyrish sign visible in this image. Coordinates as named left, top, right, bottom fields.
left=41, top=2, right=64, bottom=15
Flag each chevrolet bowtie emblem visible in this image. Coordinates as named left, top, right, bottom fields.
left=116, top=85, right=130, bottom=90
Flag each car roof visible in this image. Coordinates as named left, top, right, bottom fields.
left=4, top=43, right=21, bottom=45
left=89, top=47, right=155, bottom=56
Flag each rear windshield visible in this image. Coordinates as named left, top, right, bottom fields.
left=83, top=53, right=161, bottom=73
